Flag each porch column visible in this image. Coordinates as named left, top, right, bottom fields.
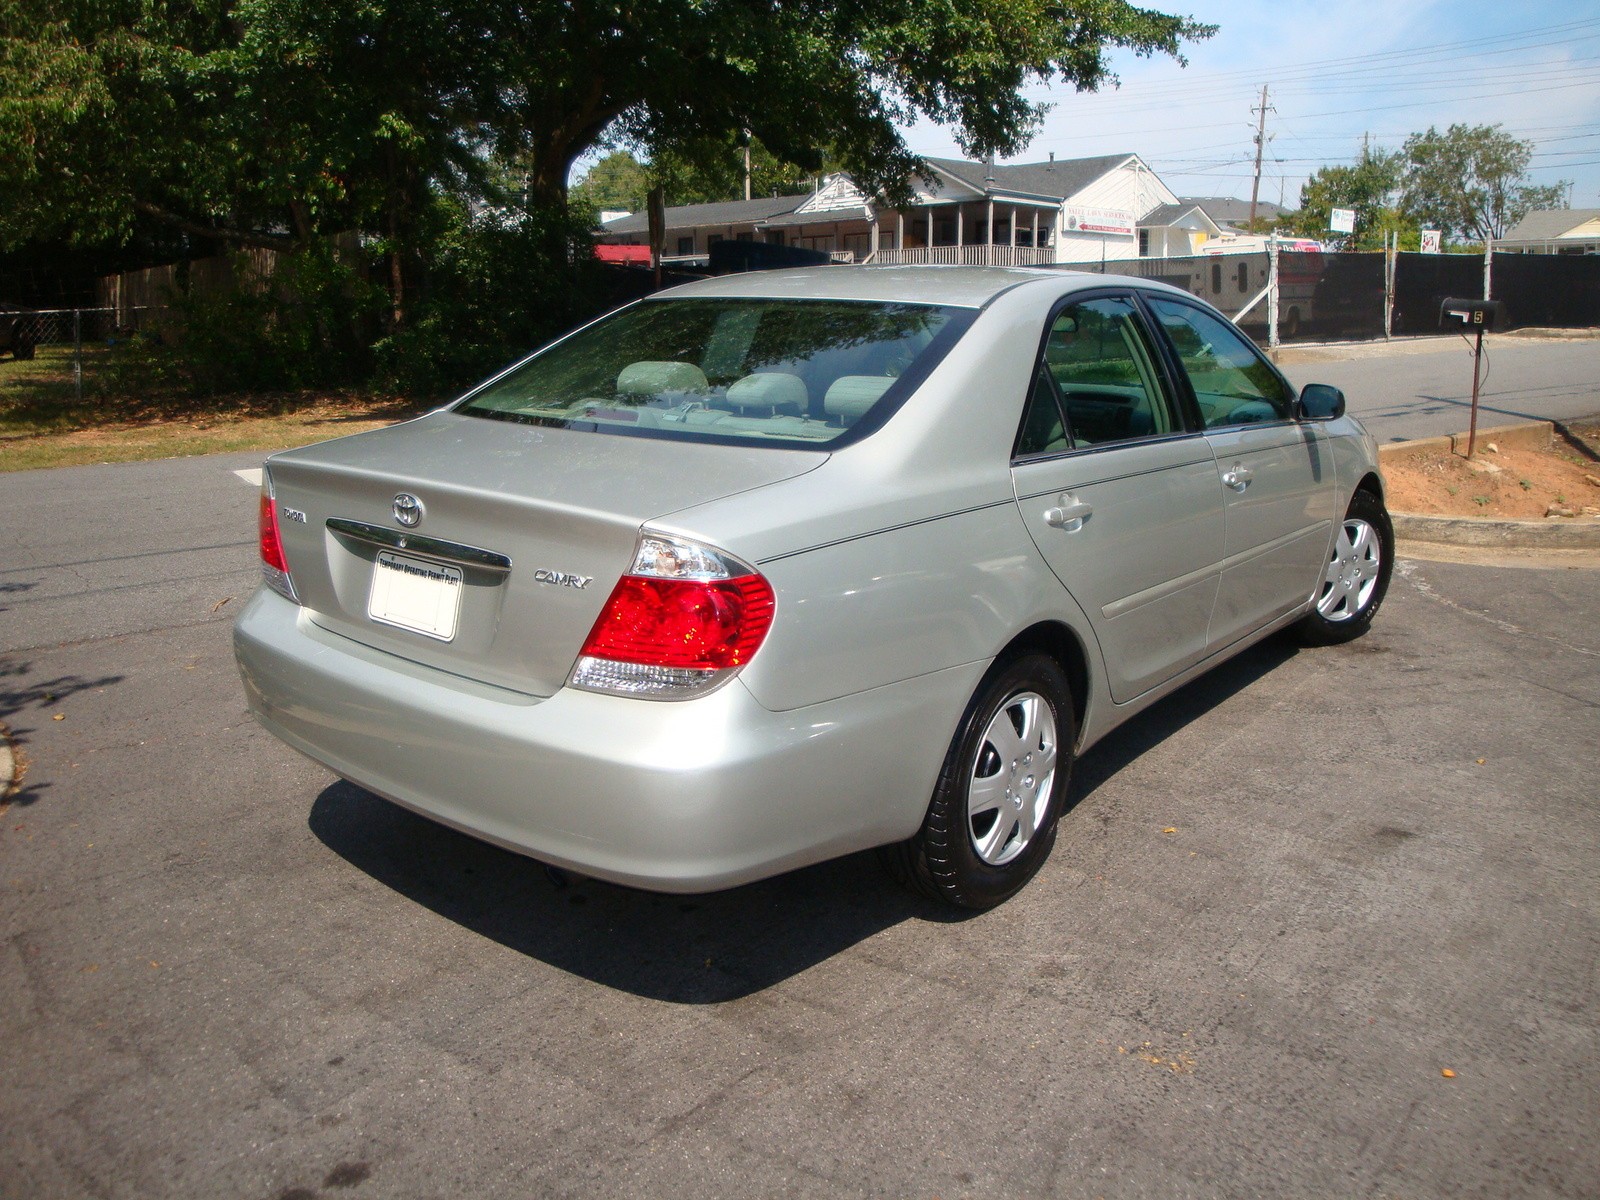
left=1032, top=210, right=1039, bottom=249
left=869, top=214, right=880, bottom=257
left=956, top=207, right=964, bottom=247
left=1010, top=205, right=1017, bottom=247
left=986, top=200, right=994, bottom=245
left=927, top=206, right=934, bottom=248
left=897, top=211, right=904, bottom=250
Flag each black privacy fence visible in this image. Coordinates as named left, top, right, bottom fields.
left=1049, top=249, right=1599, bottom=345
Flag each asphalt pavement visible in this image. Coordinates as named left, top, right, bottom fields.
left=2, top=350, right=1600, bottom=1198
left=1278, top=333, right=1600, bottom=443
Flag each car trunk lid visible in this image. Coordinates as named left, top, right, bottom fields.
left=264, top=410, right=823, bottom=696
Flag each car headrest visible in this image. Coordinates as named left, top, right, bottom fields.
left=727, top=372, right=807, bottom=413
left=616, top=360, right=708, bottom=395
left=823, top=376, right=894, bottom=423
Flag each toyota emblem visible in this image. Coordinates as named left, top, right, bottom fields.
left=392, top=493, right=424, bottom=528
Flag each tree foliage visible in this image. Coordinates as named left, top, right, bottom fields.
left=570, top=152, right=653, bottom=213
left=1285, top=144, right=1403, bottom=249
left=572, top=139, right=832, bottom=214
left=0, top=0, right=1211, bottom=390
left=3, top=0, right=1212, bottom=249
left=1400, top=124, right=1566, bottom=243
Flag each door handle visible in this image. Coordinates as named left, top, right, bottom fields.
left=1221, top=464, right=1254, bottom=491
left=1043, top=497, right=1093, bottom=532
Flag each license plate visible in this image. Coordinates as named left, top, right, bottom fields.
left=368, top=550, right=463, bottom=641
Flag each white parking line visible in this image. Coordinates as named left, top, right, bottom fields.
left=234, top=468, right=263, bottom=487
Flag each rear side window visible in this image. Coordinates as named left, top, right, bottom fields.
left=457, top=297, right=971, bottom=448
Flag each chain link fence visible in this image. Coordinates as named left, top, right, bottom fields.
left=0, top=306, right=166, bottom=402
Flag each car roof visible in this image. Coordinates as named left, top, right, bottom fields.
left=651, top=265, right=1110, bottom=309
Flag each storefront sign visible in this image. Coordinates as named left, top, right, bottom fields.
left=1062, top=206, right=1136, bottom=237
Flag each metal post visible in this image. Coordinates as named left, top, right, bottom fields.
left=1383, top=231, right=1395, bottom=341
left=1466, top=326, right=1484, bottom=459
left=73, top=308, right=83, bottom=404
left=1483, top=238, right=1494, bottom=302
left=1267, top=237, right=1280, bottom=350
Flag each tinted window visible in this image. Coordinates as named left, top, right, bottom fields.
left=1040, top=297, right=1179, bottom=447
left=1016, top=364, right=1068, bottom=456
left=458, top=298, right=969, bottom=448
left=1146, top=297, right=1293, bottom=427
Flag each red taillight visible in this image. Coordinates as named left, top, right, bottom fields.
left=259, top=494, right=289, bottom=573
left=258, top=489, right=298, bottom=603
left=579, top=574, right=775, bottom=670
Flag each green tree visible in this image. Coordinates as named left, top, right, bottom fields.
left=1400, top=124, right=1567, bottom=243
left=1285, top=144, right=1403, bottom=249
left=2, top=1, right=1213, bottom=237
left=570, top=152, right=653, bottom=213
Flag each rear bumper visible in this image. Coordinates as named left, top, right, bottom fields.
left=234, top=589, right=981, bottom=892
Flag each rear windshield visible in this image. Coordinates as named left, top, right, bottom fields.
left=456, top=296, right=972, bottom=448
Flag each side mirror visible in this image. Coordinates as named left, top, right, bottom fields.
left=1297, top=383, right=1345, bottom=421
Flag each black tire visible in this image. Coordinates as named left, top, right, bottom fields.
left=13, top=340, right=34, bottom=361
left=1296, top=488, right=1393, bottom=646
left=881, top=653, right=1076, bottom=910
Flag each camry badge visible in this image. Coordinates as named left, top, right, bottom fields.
left=533, top=569, right=592, bottom=589
left=392, top=493, right=424, bottom=528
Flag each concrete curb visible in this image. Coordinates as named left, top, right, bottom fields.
left=1380, top=417, right=1600, bottom=550
left=1391, top=512, right=1600, bottom=549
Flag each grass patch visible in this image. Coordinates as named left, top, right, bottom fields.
left=0, top=344, right=431, bottom=471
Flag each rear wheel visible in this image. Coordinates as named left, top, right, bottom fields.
left=882, top=653, right=1075, bottom=910
left=1296, top=489, right=1393, bottom=645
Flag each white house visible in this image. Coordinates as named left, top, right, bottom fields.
left=1494, top=209, right=1600, bottom=255
left=597, top=153, right=1226, bottom=266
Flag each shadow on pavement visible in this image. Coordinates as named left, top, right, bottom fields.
left=0, top=658, right=125, bottom=807
left=309, top=780, right=956, bottom=1003
left=1073, top=635, right=1301, bottom=798
left=310, top=634, right=1303, bottom=1002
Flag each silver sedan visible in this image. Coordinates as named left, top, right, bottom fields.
left=235, top=266, right=1390, bottom=909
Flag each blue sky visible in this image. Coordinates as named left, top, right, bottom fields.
left=902, top=2, right=1600, bottom=212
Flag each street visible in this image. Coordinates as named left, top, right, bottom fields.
left=1280, top=333, right=1600, bottom=443
left=3, top=340, right=1599, bottom=1197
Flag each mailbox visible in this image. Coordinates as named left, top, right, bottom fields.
left=1439, top=297, right=1504, bottom=331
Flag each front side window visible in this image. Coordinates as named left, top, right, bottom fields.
left=1035, top=296, right=1179, bottom=448
left=457, top=298, right=971, bottom=449
left=1146, top=296, right=1293, bottom=427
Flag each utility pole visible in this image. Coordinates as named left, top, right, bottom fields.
left=742, top=131, right=752, bottom=202
left=1249, top=84, right=1273, bottom=228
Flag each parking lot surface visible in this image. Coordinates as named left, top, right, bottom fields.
left=3, top=450, right=1598, bottom=1199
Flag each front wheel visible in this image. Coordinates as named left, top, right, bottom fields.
left=881, top=653, right=1076, bottom=910
left=1296, top=489, right=1393, bottom=645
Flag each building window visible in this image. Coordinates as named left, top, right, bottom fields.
left=735, top=231, right=754, bottom=242
left=1211, top=261, right=1223, bottom=293
left=1138, top=229, right=1150, bottom=257
left=1236, top=261, right=1249, bottom=293
left=765, top=231, right=785, bottom=246
left=676, top=236, right=694, bottom=255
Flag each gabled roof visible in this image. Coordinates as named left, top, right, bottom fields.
left=1139, top=203, right=1221, bottom=235
left=1180, top=196, right=1285, bottom=224
left=600, top=193, right=809, bottom=235
left=1501, top=208, right=1600, bottom=242
left=923, top=154, right=1137, bottom=201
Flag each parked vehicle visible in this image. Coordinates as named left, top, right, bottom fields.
left=0, top=304, right=37, bottom=360
left=235, top=266, right=1390, bottom=909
